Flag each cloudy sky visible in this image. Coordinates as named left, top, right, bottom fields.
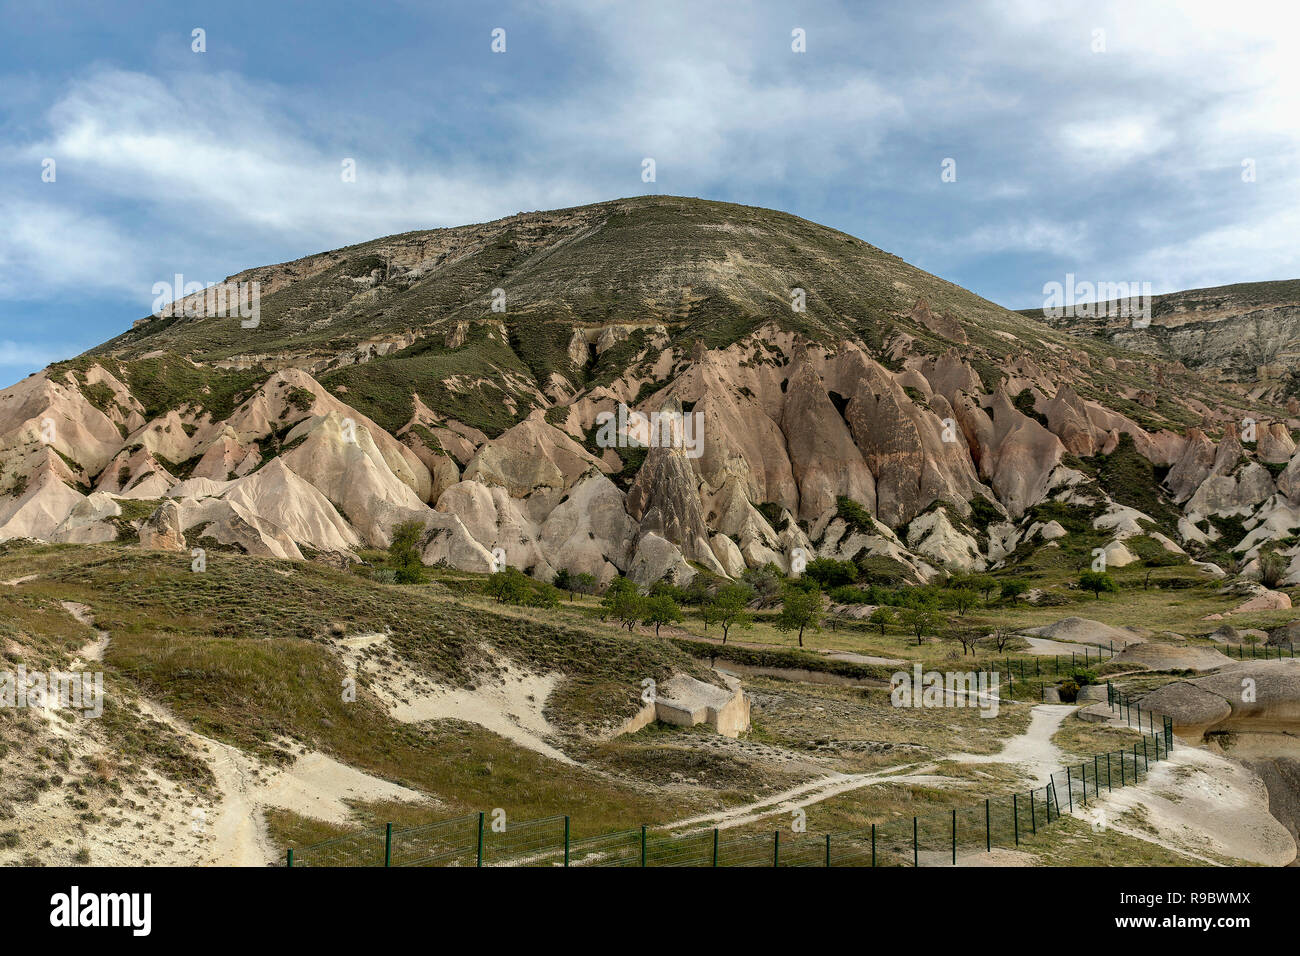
left=1, top=0, right=1296, bottom=387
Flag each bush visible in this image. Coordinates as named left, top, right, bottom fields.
left=1000, top=580, right=1028, bottom=605
left=1260, top=549, right=1289, bottom=589
left=741, top=563, right=783, bottom=607
left=804, top=558, right=857, bottom=589
left=835, top=496, right=874, bottom=535
left=485, top=567, right=558, bottom=607
left=1058, top=679, right=1080, bottom=703
left=387, top=519, right=427, bottom=584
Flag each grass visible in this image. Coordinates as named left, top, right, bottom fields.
left=3, top=539, right=1289, bottom=867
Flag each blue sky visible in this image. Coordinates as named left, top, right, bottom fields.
left=1, top=0, right=1297, bottom=388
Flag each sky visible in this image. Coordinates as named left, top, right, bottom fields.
left=1, top=0, right=1297, bottom=388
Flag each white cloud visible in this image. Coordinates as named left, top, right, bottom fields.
left=22, top=69, right=582, bottom=246
left=0, top=199, right=147, bottom=299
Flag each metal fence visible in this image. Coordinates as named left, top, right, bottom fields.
left=287, top=702, right=1176, bottom=868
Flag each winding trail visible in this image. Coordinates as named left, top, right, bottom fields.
left=64, top=607, right=428, bottom=867
left=661, top=703, right=1075, bottom=834
left=946, top=703, right=1073, bottom=786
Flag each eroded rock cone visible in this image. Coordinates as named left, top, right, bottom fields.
left=138, top=500, right=186, bottom=552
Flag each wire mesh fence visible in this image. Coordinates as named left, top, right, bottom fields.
left=287, top=685, right=1180, bottom=868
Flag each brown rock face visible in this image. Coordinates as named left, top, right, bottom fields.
left=981, top=389, right=1064, bottom=518
left=780, top=351, right=875, bottom=520
left=625, top=399, right=712, bottom=563
left=1259, top=423, right=1297, bottom=464
left=138, top=500, right=186, bottom=552
left=1278, top=451, right=1300, bottom=501
left=830, top=352, right=981, bottom=527
left=910, top=298, right=968, bottom=345
left=1165, top=428, right=1217, bottom=503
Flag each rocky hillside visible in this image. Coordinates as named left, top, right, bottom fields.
left=2, top=196, right=1298, bottom=588
left=1027, top=279, right=1300, bottom=407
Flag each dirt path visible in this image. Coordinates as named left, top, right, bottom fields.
left=61, top=601, right=109, bottom=664
left=657, top=702, right=1075, bottom=835
left=133, top=696, right=278, bottom=866
left=664, top=763, right=940, bottom=833
left=947, top=703, right=1073, bottom=786
left=62, top=609, right=429, bottom=866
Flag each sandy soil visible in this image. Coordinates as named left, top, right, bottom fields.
left=339, top=632, right=575, bottom=764
left=6, top=609, right=432, bottom=867
left=947, top=704, right=1073, bottom=786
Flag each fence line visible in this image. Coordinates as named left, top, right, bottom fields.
left=287, top=697, right=1176, bottom=868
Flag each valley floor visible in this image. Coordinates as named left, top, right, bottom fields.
left=0, top=543, right=1295, bottom=867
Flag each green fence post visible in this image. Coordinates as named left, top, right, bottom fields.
left=1143, top=737, right=1149, bottom=772
left=1080, top=764, right=1087, bottom=807
left=476, top=812, right=485, bottom=867
left=384, top=822, right=392, bottom=868
left=826, top=833, right=832, bottom=867
left=951, top=809, right=957, bottom=865
left=563, top=816, right=570, bottom=868
left=1107, top=752, right=1112, bottom=791
left=640, top=825, right=647, bottom=868
left=1133, top=743, right=1140, bottom=778
left=1013, top=794, right=1019, bottom=846
left=1065, top=770, right=1072, bottom=813
left=913, top=817, right=919, bottom=867
left=1120, top=750, right=1126, bottom=787
left=985, top=798, right=991, bottom=851
left=712, top=828, right=719, bottom=867
left=286, top=848, right=294, bottom=868
left=773, top=831, right=780, bottom=868
left=871, top=823, right=876, bottom=868
left=1030, top=791, right=1036, bottom=835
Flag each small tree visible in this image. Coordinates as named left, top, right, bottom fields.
left=388, top=519, right=426, bottom=584
left=952, top=627, right=984, bottom=656
left=989, top=626, right=1014, bottom=653
left=944, top=586, right=978, bottom=617
left=553, top=568, right=574, bottom=597
left=868, top=606, right=896, bottom=636
left=1000, top=579, right=1028, bottom=606
left=704, top=583, right=754, bottom=644
left=572, top=572, right=598, bottom=596
left=774, top=583, right=823, bottom=648
left=970, top=574, right=999, bottom=604
left=486, top=566, right=530, bottom=603
left=1078, top=570, right=1117, bottom=600
left=641, top=593, right=683, bottom=637
left=601, top=577, right=644, bottom=631
left=900, top=607, right=939, bottom=646
left=530, top=580, right=561, bottom=609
